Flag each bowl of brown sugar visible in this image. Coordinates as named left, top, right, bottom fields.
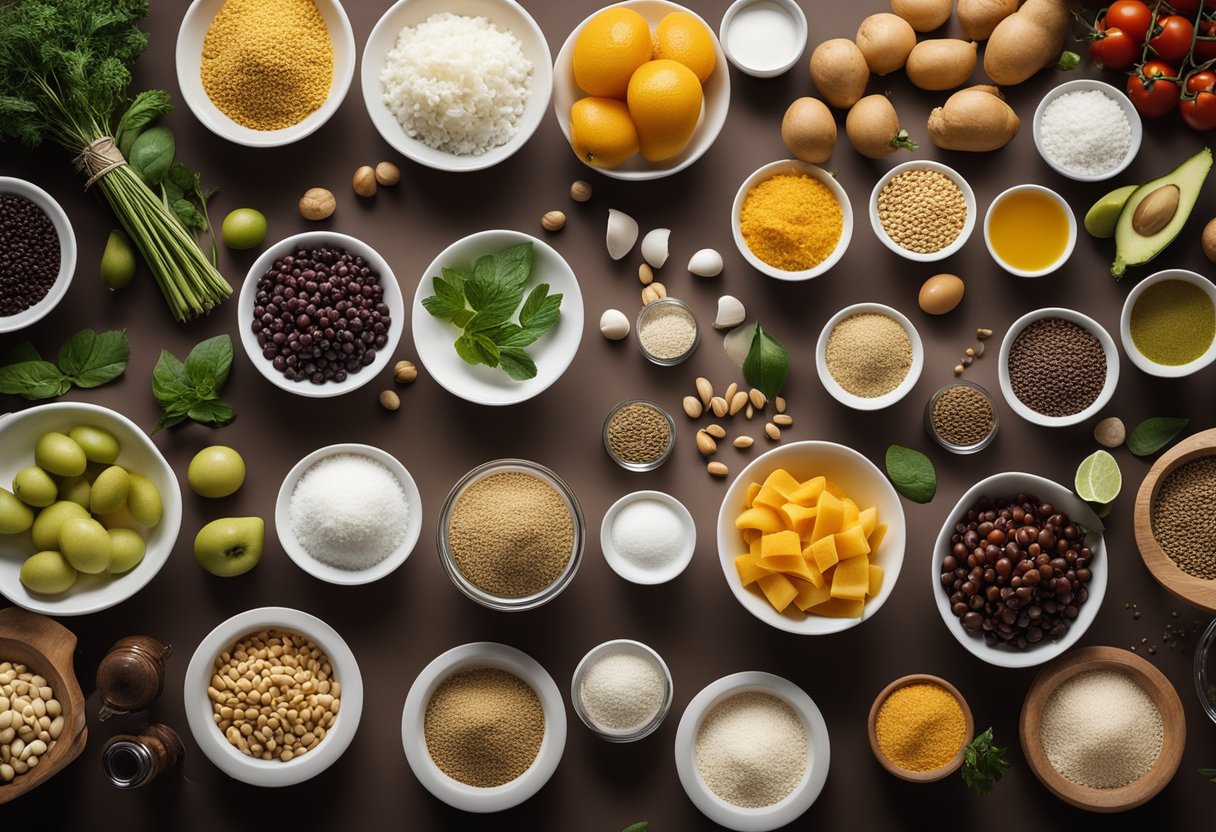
left=815, top=303, right=924, bottom=411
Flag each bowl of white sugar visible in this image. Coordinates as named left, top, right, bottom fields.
left=275, top=443, right=422, bottom=585
left=571, top=639, right=672, bottom=742
left=1033, top=80, right=1141, bottom=182
left=600, top=491, right=696, bottom=584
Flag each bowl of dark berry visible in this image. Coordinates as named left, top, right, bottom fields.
left=931, top=472, right=1107, bottom=668
left=0, top=177, right=76, bottom=334
left=238, top=232, right=404, bottom=397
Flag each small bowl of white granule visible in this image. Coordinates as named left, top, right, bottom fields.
left=1033, top=79, right=1141, bottom=182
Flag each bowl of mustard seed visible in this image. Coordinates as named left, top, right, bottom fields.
left=603, top=399, right=677, bottom=472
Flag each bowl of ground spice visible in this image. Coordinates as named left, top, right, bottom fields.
left=731, top=159, right=852, bottom=280
left=176, top=0, right=356, bottom=147
left=0, top=177, right=75, bottom=334
left=815, top=303, right=924, bottom=411
left=1120, top=269, right=1216, bottom=378
left=868, top=160, right=975, bottom=262
left=401, top=641, right=566, bottom=812
left=603, top=400, right=676, bottom=472
left=924, top=381, right=998, bottom=454
left=998, top=307, right=1119, bottom=428
left=1019, top=646, right=1185, bottom=812
left=867, top=674, right=973, bottom=782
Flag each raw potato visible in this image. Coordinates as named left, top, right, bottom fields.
left=810, top=39, right=870, bottom=109
left=781, top=97, right=837, bottom=163
left=1203, top=217, right=1216, bottom=262
left=906, top=40, right=978, bottom=91
left=957, top=0, right=1018, bottom=40
left=891, top=0, right=952, bottom=32
left=856, top=13, right=917, bottom=75
left=845, top=95, right=917, bottom=159
left=927, top=85, right=1020, bottom=151
left=984, top=0, right=1070, bottom=86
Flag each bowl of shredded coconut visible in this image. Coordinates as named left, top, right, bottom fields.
left=1033, top=79, right=1142, bottom=182
left=361, top=0, right=553, bottom=172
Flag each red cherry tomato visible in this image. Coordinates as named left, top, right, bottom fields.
left=1106, top=0, right=1154, bottom=43
left=1128, top=61, right=1181, bottom=118
left=1181, top=70, right=1216, bottom=131
left=1150, top=15, right=1196, bottom=63
left=1195, top=19, right=1216, bottom=63
left=1090, top=27, right=1141, bottom=70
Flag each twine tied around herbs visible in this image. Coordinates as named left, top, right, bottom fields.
left=73, top=137, right=126, bottom=189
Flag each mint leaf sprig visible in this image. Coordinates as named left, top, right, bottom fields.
left=151, top=335, right=235, bottom=432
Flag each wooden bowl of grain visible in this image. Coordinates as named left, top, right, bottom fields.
left=866, top=673, right=973, bottom=782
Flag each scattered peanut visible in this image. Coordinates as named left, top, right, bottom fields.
left=682, top=396, right=704, bottom=419
left=695, top=377, right=713, bottom=408
left=745, top=404, right=754, bottom=419
left=953, top=364, right=964, bottom=376
left=710, top=396, right=728, bottom=417
left=773, top=414, right=793, bottom=427
left=965, top=347, right=976, bottom=358
left=299, top=187, right=336, bottom=221
left=374, top=161, right=401, bottom=186
left=733, top=436, right=754, bottom=449
left=642, top=285, right=660, bottom=305
left=378, top=390, right=400, bottom=411
left=962, top=356, right=973, bottom=367
left=748, top=389, right=766, bottom=409
left=705, top=424, right=726, bottom=439
left=729, top=391, right=748, bottom=415
left=707, top=461, right=729, bottom=478
left=541, top=211, right=566, bottom=232
left=765, top=423, right=781, bottom=440
left=977, top=327, right=993, bottom=340
left=696, top=430, right=718, bottom=456
left=638, top=263, right=654, bottom=285
left=724, top=382, right=738, bottom=403
left=973, top=341, right=985, bottom=357
left=393, top=360, right=418, bottom=384
left=775, top=396, right=787, bottom=413
left=570, top=180, right=592, bottom=202
left=352, top=166, right=377, bottom=198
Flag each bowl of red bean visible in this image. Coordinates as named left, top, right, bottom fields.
left=237, top=231, right=404, bottom=397
left=931, top=472, right=1107, bottom=669
left=0, top=177, right=76, bottom=334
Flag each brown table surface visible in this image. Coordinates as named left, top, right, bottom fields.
left=3, top=0, right=1216, bottom=828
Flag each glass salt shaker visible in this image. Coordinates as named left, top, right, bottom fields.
left=102, top=723, right=184, bottom=788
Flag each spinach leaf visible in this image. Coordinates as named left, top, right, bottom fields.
left=1127, top=417, right=1189, bottom=456
left=742, top=324, right=789, bottom=400
left=115, top=89, right=172, bottom=158
left=885, top=444, right=937, bottom=503
left=151, top=335, right=236, bottom=432
left=57, top=328, right=129, bottom=387
left=128, top=125, right=175, bottom=187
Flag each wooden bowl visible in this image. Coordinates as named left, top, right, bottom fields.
left=1134, top=427, right=1216, bottom=612
left=0, top=607, right=87, bottom=804
left=867, top=674, right=974, bottom=782
left=1019, top=646, right=1185, bottom=812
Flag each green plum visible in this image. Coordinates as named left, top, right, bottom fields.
left=34, top=432, right=87, bottom=477
left=20, top=551, right=77, bottom=595
left=187, top=446, right=246, bottom=498
left=126, top=474, right=163, bottom=527
left=221, top=208, right=267, bottom=250
left=194, top=517, right=264, bottom=577
left=31, top=501, right=89, bottom=551
left=68, top=425, right=121, bottom=464
left=13, top=466, right=57, bottom=508
left=59, top=476, right=91, bottom=509
left=0, top=488, right=34, bottom=534
left=107, top=528, right=146, bottom=574
left=59, top=517, right=112, bottom=574
left=90, top=466, right=130, bottom=516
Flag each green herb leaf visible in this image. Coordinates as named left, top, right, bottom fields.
left=115, top=89, right=172, bottom=158
left=961, top=727, right=1009, bottom=796
left=57, top=328, right=129, bottom=388
left=622, top=823, right=649, bottom=832
left=0, top=361, right=70, bottom=400
left=493, top=243, right=533, bottom=293
left=171, top=197, right=204, bottom=232
left=885, top=445, right=937, bottom=503
left=499, top=347, right=538, bottom=380
left=184, top=335, right=233, bottom=394
left=151, top=337, right=236, bottom=431
left=441, top=266, right=471, bottom=289
left=151, top=349, right=188, bottom=408
left=1127, top=417, right=1190, bottom=456
left=187, top=398, right=235, bottom=427
left=1056, top=50, right=1080, bottom=71
left=742, top=324, right=789, bottom=400
left=128, top=125, right=175, bottom=187
left=2, top=342, right=41, bottom=365
left=519, top=284, right=562, bottom=335
left=1199, top=767, right=1216, bottom=783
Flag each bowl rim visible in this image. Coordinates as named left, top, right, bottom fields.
left=174, top=0, right=356, bottom=148
left=673, top=671, right=830, bottom=831
left=997, top=307, right=1119, bottom=427
left=1194, top=618, right=1216, bottom=725
left=814, top=302, right=925, bottom=411
left=867, top=160, right=976, bottom=263
left=570, top=638, right=673, bottom=741
left=236, top=230, right=404, bottom=398
left=1032, top=78, right=1142, bottom=183
left=983, top=184, right=1078, bottom=278
left=182, top=606, right=364, bottom=787
left=274, top=443, right=422, bottom=585
left=730, top=159, right=853, bottom=281
left=0, top=177, right=77, bottom=334
left=400, top=641, right=566, bottom=812
left=718, top=0, right=808, bottom=78
left=599, top=490, right=696, bottom=584
left=1118, top=268, right=1216, bottom=378
left=930, top=471, right=1109, bottom=669
left=865, top=673, right=974, bottom=782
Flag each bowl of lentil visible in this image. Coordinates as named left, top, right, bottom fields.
left=1032, top=79, right=1141, bottom=183
left=866, top=674, right=973, bottom=782
left=570, top=639, right=673, bottom=742
left=815, top=303, right=924, bottom=411
left=175, top=0, right=356, bottom=147
left=1119, top=269, right=1216, bottom=378
left=437, top=458, right=584, bottom=611
left=1019, top=646, right=1185, bottom=812
left=673, top=671, right=830, bottom=831
left=182, top=606, right=363, bottom=787
left=401, top=641, right=566, bottom=812
left=237, top=231, right=405, bottom=398
left=868, top=160, right=975, bottom=262
left=1134, top=427, right=1216, bottom=613
left=924, top=380, right=999, bottom=454
left=0, top=177, right=76, bottom=334
left=997, top=307, right=1119, bottom=428
left=730, top=159, right=852, bottom=281
left=603, top=400, right=677, bottom=472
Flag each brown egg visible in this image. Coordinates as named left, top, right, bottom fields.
left=918, top=273, right=965, bottom=315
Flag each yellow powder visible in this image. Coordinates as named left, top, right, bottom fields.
left=201, top=0, right=334, bottom=131
left=875, top=682, right=966, bottom=772
left=739, top=175, right=843, bottom=271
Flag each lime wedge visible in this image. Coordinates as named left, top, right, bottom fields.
left=1075, top=450, right=1122, bottom=505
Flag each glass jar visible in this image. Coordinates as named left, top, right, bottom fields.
left=571, top=639, right=673, bottom=742
left=602, top=399, right=676, bottom=472
left=924, top=380, right=999, bottom=454
left=101, top=723, right=183, bottom=788
left=636, top=298, right=700, bottom=366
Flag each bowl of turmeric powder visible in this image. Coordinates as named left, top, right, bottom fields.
left=867, top=674, right=973, bottom=782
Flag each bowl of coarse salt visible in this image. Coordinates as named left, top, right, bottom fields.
left=275, top=443, right=421, bottom=586
left=1033, top=79, right=1141, bottom=182
left=600, top=491, right=696, bottom=584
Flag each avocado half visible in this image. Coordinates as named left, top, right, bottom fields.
left=1084, top=185, right=1137, bottom=239
left=1111, top=147, right=1212, bottom=279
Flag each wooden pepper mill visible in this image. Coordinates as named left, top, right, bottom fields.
left=96, top=635, right=172, bottom=720
left=101, top=723, right=183, bottom=788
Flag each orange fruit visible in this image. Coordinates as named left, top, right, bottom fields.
left=569, top=97, right=639, bottom=168
left=626, top=59, right=703, bottom=162
left=572, top=8, right=654, bottom=99
left=652, top=12, right=716, bottom=82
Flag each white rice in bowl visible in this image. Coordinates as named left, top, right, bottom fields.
left=380, top=12, right=533, bottom=157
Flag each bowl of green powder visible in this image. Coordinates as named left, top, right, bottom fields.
left=1120, top=269, right=1216, bottom=378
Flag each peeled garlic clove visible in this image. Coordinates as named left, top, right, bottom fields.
left=599, top=308, right=630, bottom=340
left=606, top=209, right=639, bottom=261
left=641, top=228, right=671, bottom=269
left=688, top=248, right=723, bottom=277
left=713, top=295, right=746, bottom=330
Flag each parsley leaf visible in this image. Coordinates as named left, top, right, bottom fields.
left=961, top=727, right=1009, bottom=796
left=151, top=335, right=235, bottom=432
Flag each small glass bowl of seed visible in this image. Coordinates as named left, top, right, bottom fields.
left=636, top=298, right=700, bottom=366
left=924, top=381, right=999, bottom=454
left=603, top=399, right=676, bottom=472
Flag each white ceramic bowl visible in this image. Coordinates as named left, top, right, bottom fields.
left=600, top=490, right=696, bottom=584
left=1119, top=268, right=1216, bottom=378
left=1032, top=79, right=1142, bottom=182
left=571, top=639, right=673, bottom=742
left=731, top=159, right=853, bottom=281
left=715, top=441, right=906, bottom=636
left=183, top=606, right=364, bottom=786
left=674, top=671, right=830, bottom=831
left=931, top=472, right=1108, bottom=669
left=237, top=231, right=404, bottom=398
left=998, top=307, right=1120, bottom=428
left=869, top=160, right=976, bottom=262
left=983, top=184, right=1077, bottom=278
left=0, top=177, right=76, bottom=333
left=718, top=0, right=807, bottom=78
left=362, top=0, right=553, bottom=172
left=412, top=230, right=584, bottom=406
left=175, top=0, right=356, bottom=147
left=815, top=302, right=924, bottom=411
left=553, top=0, right=731, bottom=181
left=274, top=443, right=422, bottom=585
left=0, top=403, right=182, bottom=616
left=401, top=642, right=566, bottom=812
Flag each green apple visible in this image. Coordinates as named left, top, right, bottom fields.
left=0, top=488, right=34, bottom=534
left=107, top=528, right=146, bottom=574
left=194, top=517, right=264, bottom=577
left=34, top=432, right=87, bottom=477
left=13, top=466, right=56, bottom=508
left=59, top=517, right=112, bottom=574
left=126, top=474, right=163, bottom=527
left=31, top=501, right=89, bottom=550
left=89, top=465, right=130, bottom=515
left=187, top=446, right=246, bottom=498
left=20, top=551, right=77, bottom=594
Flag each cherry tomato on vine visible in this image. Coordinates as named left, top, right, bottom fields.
left=1195, top=19, right=1216, bottom=63
left=1090, top=27, right=1141, bottom=70
left=1150, top=15, right=1196, bottom=64
left=1181, top=70, right=1216, bottom=131
left=1106, top=0, right=1154, bottom=43
left=1128, top=61, right=1182, bottom=117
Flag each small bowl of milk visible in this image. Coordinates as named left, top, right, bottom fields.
left=719, top=0, right=807, bottom=78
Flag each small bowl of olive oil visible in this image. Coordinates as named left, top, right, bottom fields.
left=983, top=185, right=1076, bottom=278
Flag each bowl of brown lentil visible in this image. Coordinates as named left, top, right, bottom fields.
left=183, top=606, right=363, bottom=787
left=866, top=674, right=973, bottom=782
left=868, top=160, right=976, bottom=262
left=0, top=177, right=76, bottom=334
left=603, top=399, right=677, bottom=471
left=815, top=303, right=924, bottom=411
left=924, top=380, right=999, bottom=454
left=1119, top=269, right=1216, bottom=378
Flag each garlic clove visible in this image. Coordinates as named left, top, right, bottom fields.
left=723, top=320, right=754, bottom=367
left=713, top=295, right=746, bottom=330
left=641, top=228, right=671, bottom=268
left=688, top=248, right=723, bottom=277
left=606, top=209, right=639, bottom=261
left=599, top=308, right=630, bottom=340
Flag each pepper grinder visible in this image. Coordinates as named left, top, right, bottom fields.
left=101, top=723, right=184, bottom=788
left=96, top=635, right=172, bottom=720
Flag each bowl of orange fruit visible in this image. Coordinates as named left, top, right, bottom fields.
left=553, top=0, right=730, bottom=181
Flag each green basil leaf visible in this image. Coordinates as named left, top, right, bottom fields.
left=484, top=323, right=539, bottom=349
left=2, top=341, right=41, bottom=365
left=421, top=276, right=468, bottom=323
left=166, top=161, right=197, bottom=195
left=114, top=90, right=172, bottom=158
left=128, top=126, right=175, bottom=187
left=184, top=335, right=233, bottom=392
left=58, top=329, right=130, bottom=388
left=451, top=309, right=475, bottom=328
left=151, top=349, right=191, bottom=408
left=742, top=324, right=789, bottom=400
left=885, top=444, right=937, bottom=503
left=0, top=361, right=69, bottom=399
left=498, top=347, right=537, bottom=380
left=152, top=410, right=188, bottom=434
left=1127, top=417, right=1189, bottom=456
left=188, top=398, right=235, bottom=427
left=453, top=333, right=486, bottom=367
left=172, top=197, right=204, bottom=231
left=518, top=284, right=562, bottom=335
left=464, top=254, right=499, bottom=311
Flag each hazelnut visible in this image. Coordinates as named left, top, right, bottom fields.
left=393, top=360, right=417, bottom=384
left=378, top=389, right=400, bottom=411
left=374, top=161, right=401, bottom=186
left=570, top=180, right=592, bottom=202
left=353, top=166, right=377, bottom=198
left=299, top=187, right=336, bottom=221
left=541, top=211, right=566, bottom=232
